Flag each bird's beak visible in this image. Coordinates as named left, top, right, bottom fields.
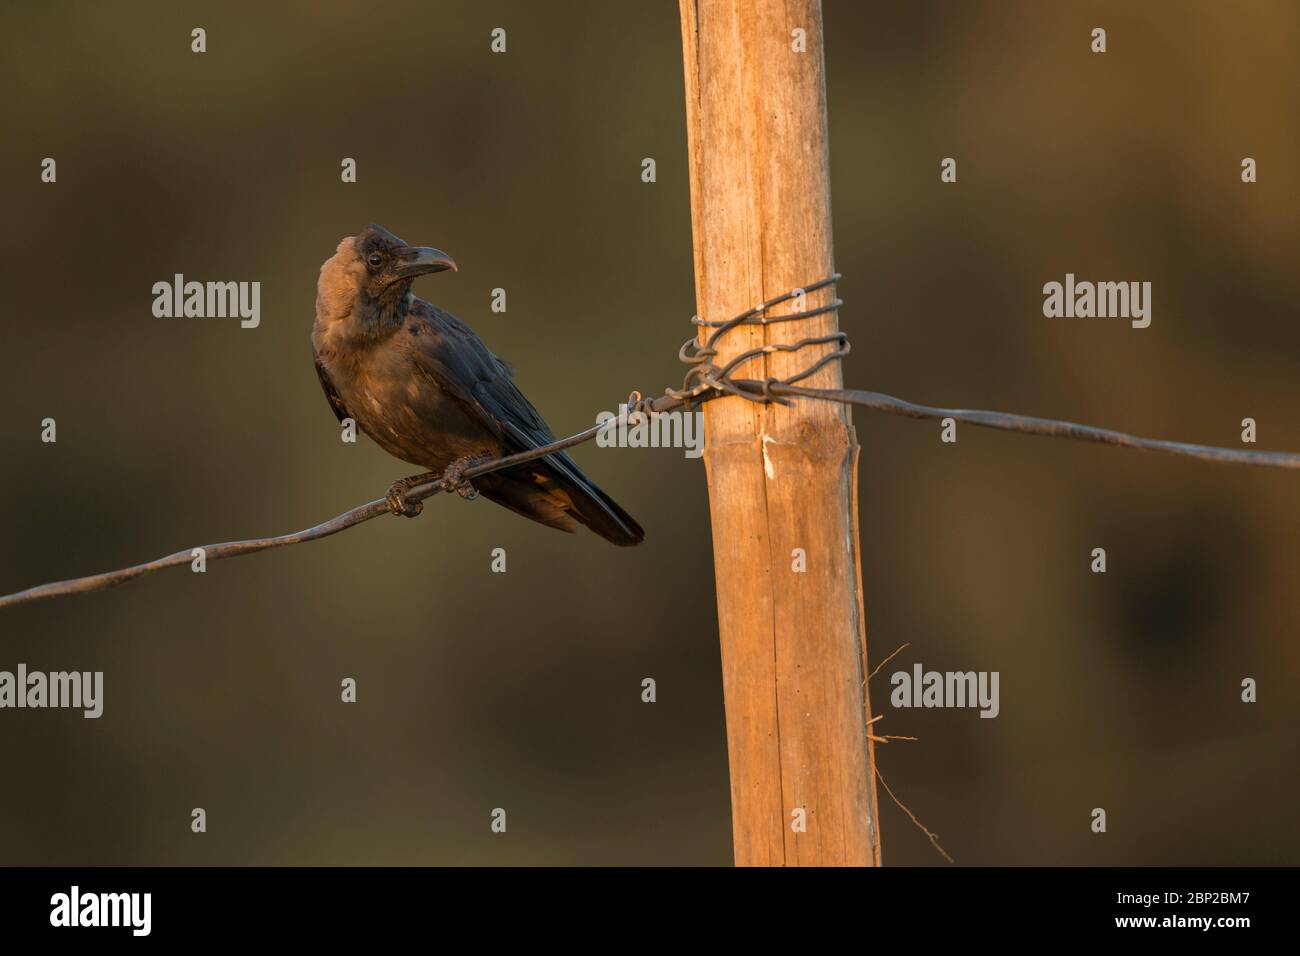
left=392, top=245, right=458, bottom=278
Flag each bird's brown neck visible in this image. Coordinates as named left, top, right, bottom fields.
left=354, top=285, right=413, bottom=342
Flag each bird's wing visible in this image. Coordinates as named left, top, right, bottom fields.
left=410, top=300, right=610, bottom=489
left=409, top=300, right=560, bottom=451
left=314, top=354, right=353, bottom=424
left=409, top=298, right=645, bottom=545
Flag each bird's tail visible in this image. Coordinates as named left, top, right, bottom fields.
left=478, top=453, right=644, bottom=546
left=559, top=461, right=645, bottom=546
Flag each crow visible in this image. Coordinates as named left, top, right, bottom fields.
left=312, top=224, right=644, bottom=546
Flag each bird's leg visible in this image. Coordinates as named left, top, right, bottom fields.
left=384, top=472, right=439, bottom=518
left=437, top=456, right=491, bottom=501
left=385, top=457, right=489, bottom=516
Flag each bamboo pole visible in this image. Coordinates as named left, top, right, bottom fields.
left=679, top=0, right=880, bottom=866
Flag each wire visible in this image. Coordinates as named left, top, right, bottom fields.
left=3, top=275, right=1296, bottom=610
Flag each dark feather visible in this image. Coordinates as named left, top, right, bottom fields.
left=314, top=355, right=353, bottom=424
left=409, top=301, right=644, bottom=546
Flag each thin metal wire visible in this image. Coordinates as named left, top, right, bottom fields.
left=5, top=274, right=1300, bottom=611
left=654, top=274, right=1300, bottom=471
left=671, top=274, right=846, bottom=407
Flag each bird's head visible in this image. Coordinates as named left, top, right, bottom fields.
left=316, top=224, right=457, bottom=334
left=352, top=224, right=457, bottom=294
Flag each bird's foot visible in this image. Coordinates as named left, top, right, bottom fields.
left=437, top=456, right=489, bottom=500
left=385, top=473, right=437, bottom=518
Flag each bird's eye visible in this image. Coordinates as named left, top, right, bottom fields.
left=367, top=253, right=384, bottom=267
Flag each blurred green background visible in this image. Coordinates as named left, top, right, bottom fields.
left=0, top=1, right=1296, bottom=865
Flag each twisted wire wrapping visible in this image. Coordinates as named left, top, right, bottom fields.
left=652, top=273, right=848, bottom=414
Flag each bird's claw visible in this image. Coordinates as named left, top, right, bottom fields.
left=384, top=459, right=483, bottom=516
left=385, top=480, right=424, bottom=518
left=437, top=457, right=484, bottom=500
